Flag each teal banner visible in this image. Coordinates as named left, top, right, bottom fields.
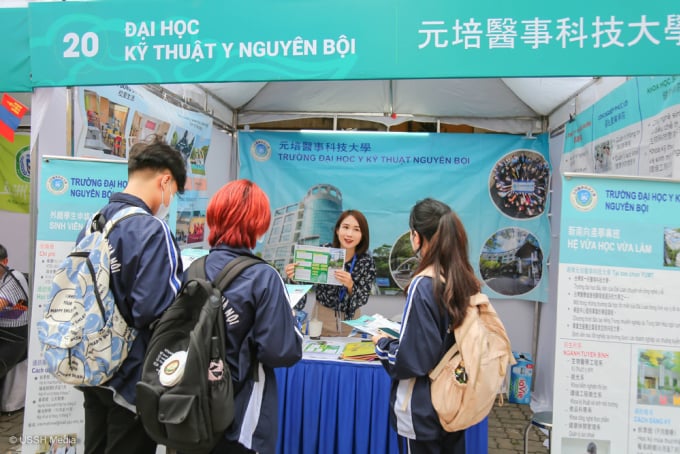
left=24, top=0, right=680, bottom=89
left=553, top=174, right=680, bottom=448
left=38, top=156, right=178, bottom=242
left=562, top=76, right=680, bottom=178
left=559, top=174, right=680, bottom=269
left=38, top=157, right=129, bottom=242
left=1, top=8, right=31, bottom=92
left=240, top=131, right=552, bottom=303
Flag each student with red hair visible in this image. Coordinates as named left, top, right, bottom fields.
left=200, top=179, right=303, bottom=454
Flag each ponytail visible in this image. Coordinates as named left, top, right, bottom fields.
left=409, top=201, right=480, bottom=328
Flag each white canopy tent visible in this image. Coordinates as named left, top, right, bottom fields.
left=149, top=76, right=627, bottom=416
left=158, top=77, right=601, bottom=134
left=8, top=76, right=630, bottom=420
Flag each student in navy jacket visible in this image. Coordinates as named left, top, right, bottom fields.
left=201, top=179, right=303, bottom=454
left=373, top=198, right=480, bottom=454
left=78, top=138, right=187, bottom=453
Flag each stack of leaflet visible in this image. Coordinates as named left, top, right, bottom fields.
left=340, top=341, right=377, bottom=361
left=342, top=314, right=401, bottom=338
left=303, top=339, right=344, bottom=357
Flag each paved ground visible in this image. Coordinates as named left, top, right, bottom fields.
left=0, top=401, right=549, bottom=453
left=488, top=401, right=549, bottom=454
left=0, top=410, right=22, bottom=454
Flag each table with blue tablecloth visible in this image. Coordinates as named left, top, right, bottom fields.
left=274, top=344, right=488, bottom=454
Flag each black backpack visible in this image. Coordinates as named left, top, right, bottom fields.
left=136, top=254, right=262, bottom=454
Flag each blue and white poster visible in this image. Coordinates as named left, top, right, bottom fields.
left=553, top=174, right=680, bottom=453
left=25, top=157, right=130, bottom=452
left=562, top=76, right=680, bottom=178
left=77, top=85, right=211, bottom=247
left=240, top=130, right=551, bottom=302
left=24, top=156, right=186, bottom=452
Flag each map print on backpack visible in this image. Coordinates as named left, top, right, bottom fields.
left=37, top=206, right=147, bottom=386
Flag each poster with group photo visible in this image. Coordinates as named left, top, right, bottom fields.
left=553, top=173, right=680, bottom=453
left=240, top=130, right=552, bottom=303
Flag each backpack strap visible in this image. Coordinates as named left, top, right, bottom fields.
left=88, top=212, right=107, bottom=233
left=102, top=206, right=149, bottom=237
left=212, top=255, right=264, bottom=291
left=184, top=254, right=264, bottom=286
left=188, top=254, right=265, bottom=385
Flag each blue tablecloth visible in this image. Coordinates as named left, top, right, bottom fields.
left=274, top=359, right=488, bottom=454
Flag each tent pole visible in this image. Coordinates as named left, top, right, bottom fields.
left=67, top=87, right=74, bottom=156
left=531, top=300, right=541, bottom=391
left=231, top=110, right=239, bottom=180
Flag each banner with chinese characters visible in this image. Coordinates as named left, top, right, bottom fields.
left=240, top=130, right=552, bottom=302
left=24, top=157, right=127, bottom=452
left=18, top=0, right=680, bottom=91
left=24, top=156, right=186, bottom=452
left=553, top=173, right=680, bottom=453
left=0, top=133, right=30, bottom=213
left=562, top=76, right=680, bottom=178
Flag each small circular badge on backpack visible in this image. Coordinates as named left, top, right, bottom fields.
left=159, top=351, right=188, bottom=387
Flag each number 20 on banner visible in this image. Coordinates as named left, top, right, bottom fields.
left=63, top=32, right=99, bottom=58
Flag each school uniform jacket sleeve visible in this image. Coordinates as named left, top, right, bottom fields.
left=251, top=264, right=303, bottom=367
left=119, top=217, right=182, bottom=328
left=375, top=276, right=444, bottom=379
left=374, top=275, right=451, bottom=440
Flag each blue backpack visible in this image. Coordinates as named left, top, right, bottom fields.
left=37, top=206, right=147, bottom=386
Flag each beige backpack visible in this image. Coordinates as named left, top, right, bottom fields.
left=428, top=292, right=515, bottom=432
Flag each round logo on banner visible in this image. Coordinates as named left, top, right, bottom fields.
left=250, top=139, right=272, bottom=162
left=570, top=184, right=597, bottom=211
left=47, top=175, right=69, bottom=195
left=15, top=146, right=30, bottom=183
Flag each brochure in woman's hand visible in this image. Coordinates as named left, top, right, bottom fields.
left=292, top=245, right=346, bottom=286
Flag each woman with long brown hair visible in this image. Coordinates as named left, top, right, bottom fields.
left=286, top=209, right=376, bottom=336
left=373, top=198, right=480, bottom=454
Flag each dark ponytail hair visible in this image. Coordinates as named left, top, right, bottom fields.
left=409, top=198, right=480, bottom=329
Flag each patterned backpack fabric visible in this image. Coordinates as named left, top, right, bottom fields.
left=428, top=292, right=515, bottom=432
left=37, top=206, right=147, bottom=386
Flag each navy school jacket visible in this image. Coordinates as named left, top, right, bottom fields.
left=199, top=245, right=303, bottom=454
left=375, top=275, right=460, bottom=440
left=75, top=192, right=183, bottom=411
